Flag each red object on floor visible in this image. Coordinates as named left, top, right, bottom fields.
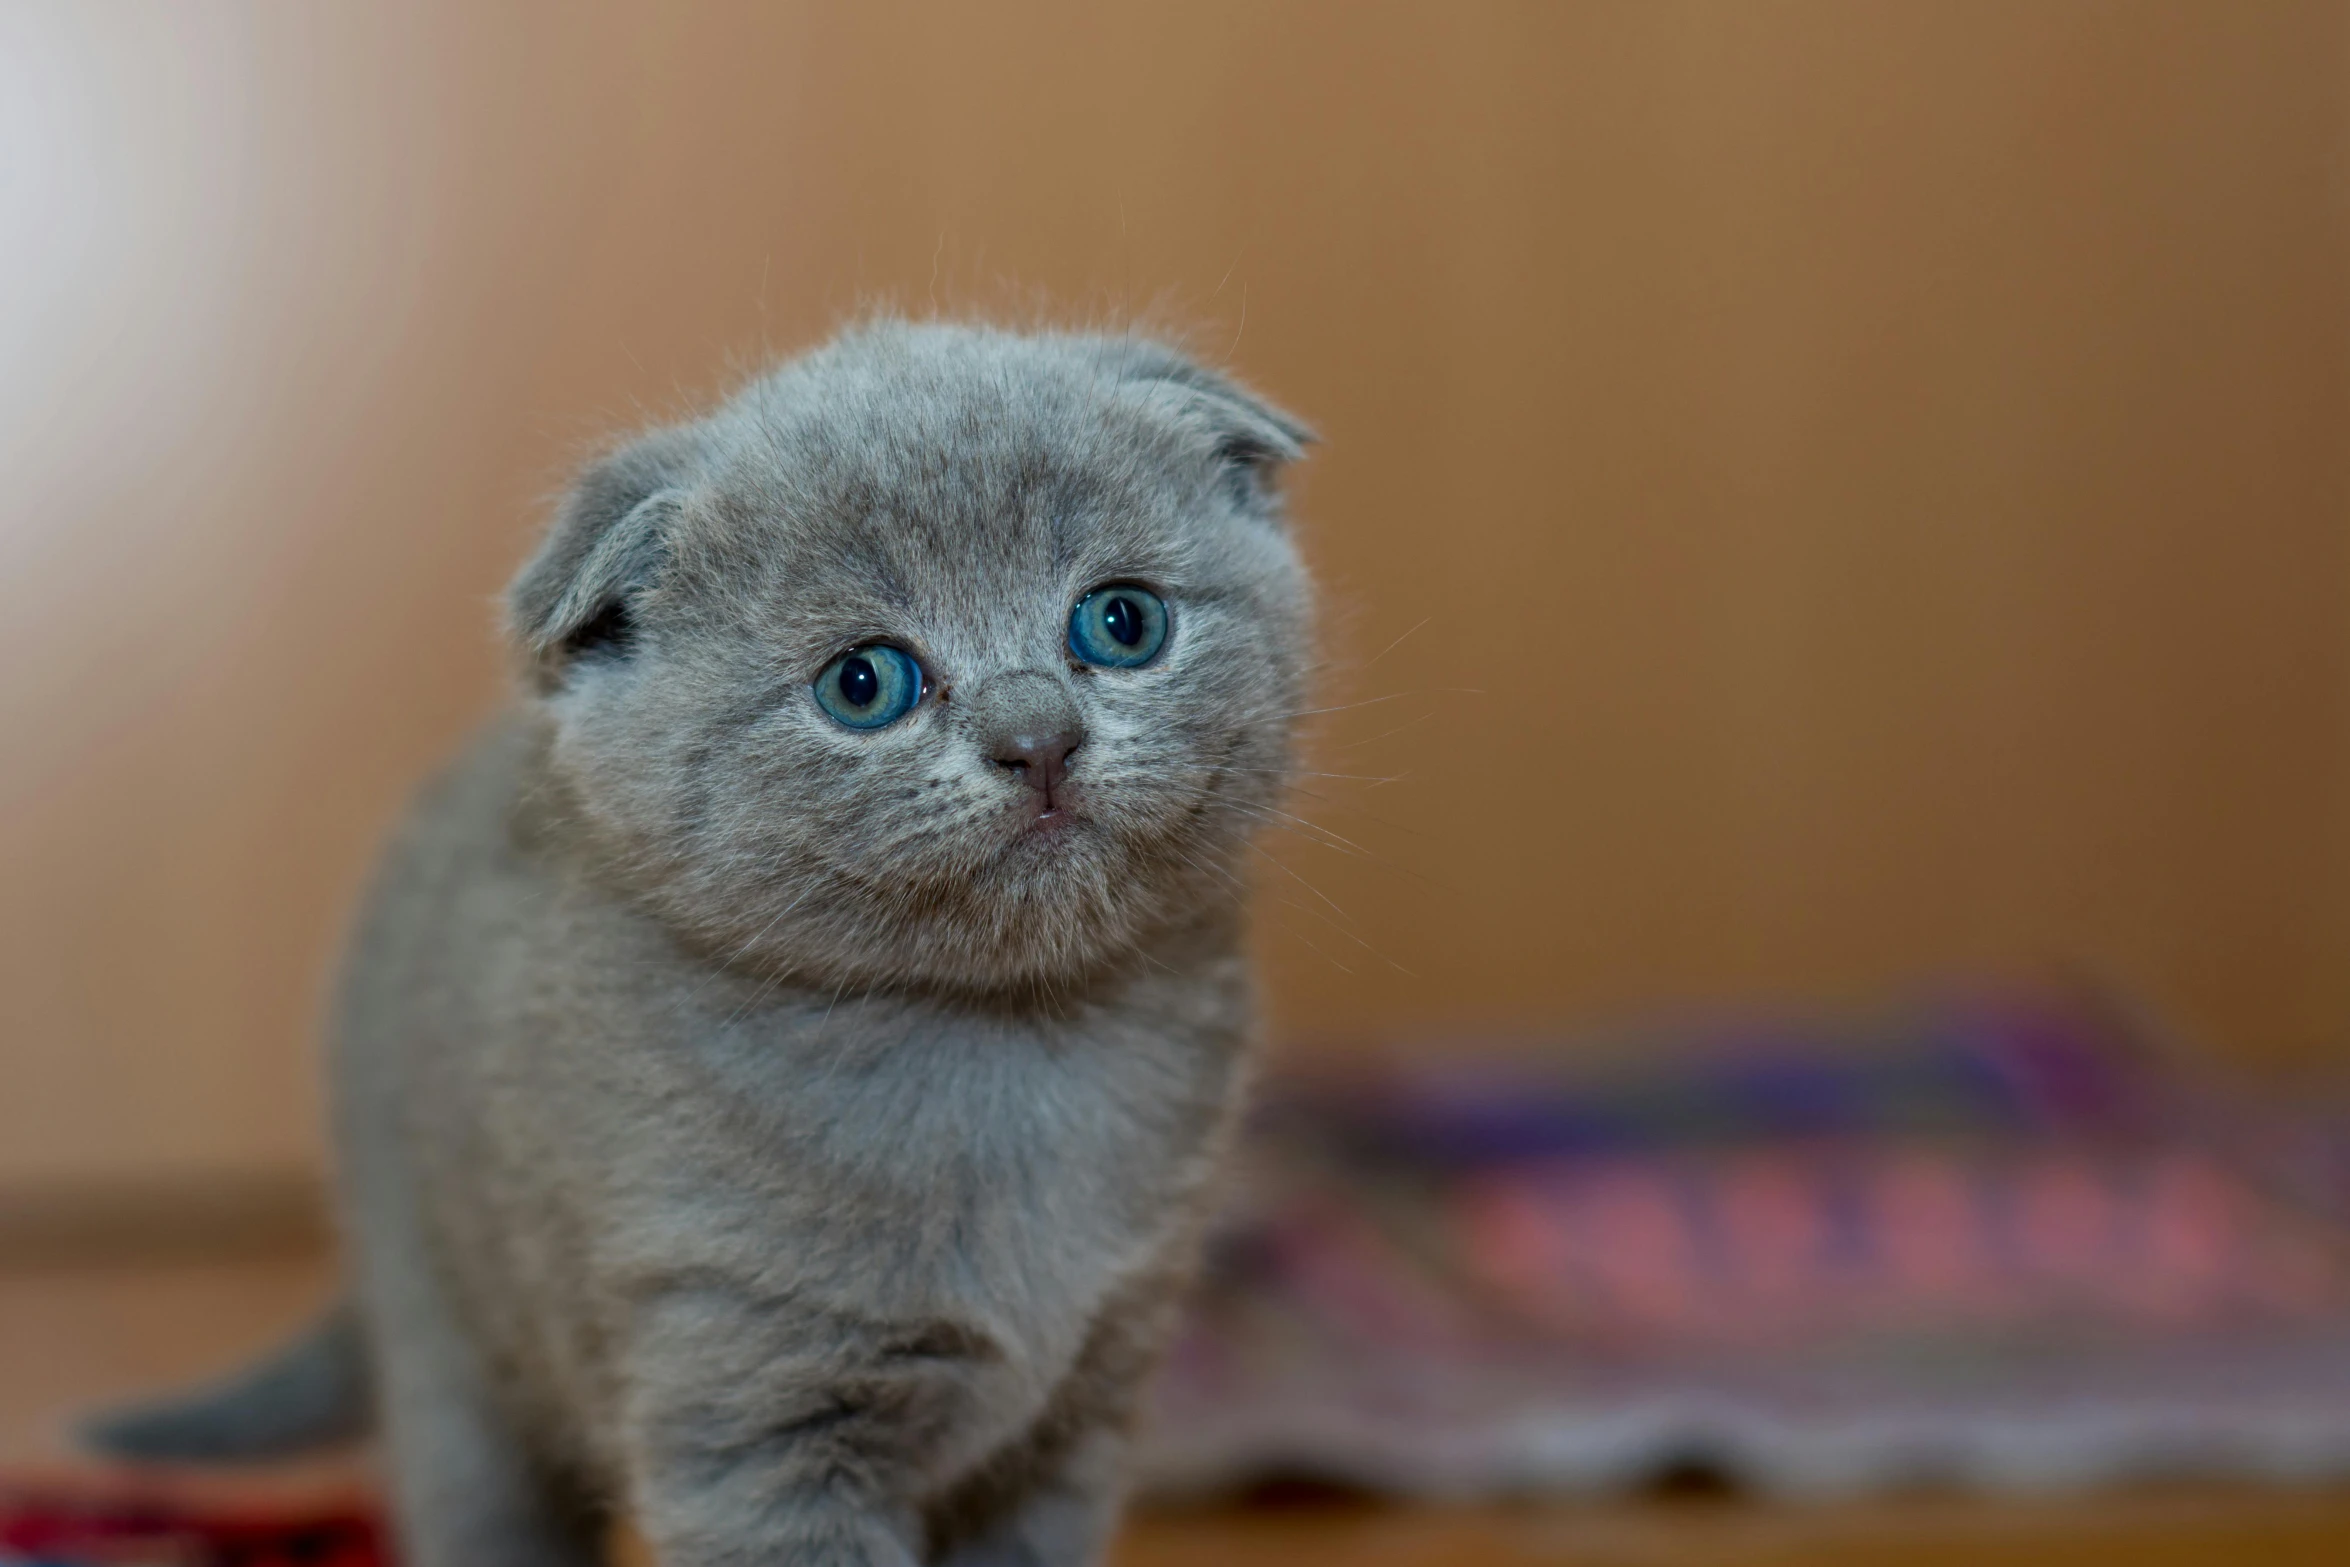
left=0, top=1483, right=385, bottom=1567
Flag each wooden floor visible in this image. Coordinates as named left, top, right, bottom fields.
left=9, top=1255, right=2350, bottom=1565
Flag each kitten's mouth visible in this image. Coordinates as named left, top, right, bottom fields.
left=1007, top=774, right=1088, bottom=833
left=996, top=795, right=1094, bottom=859
left=1022, top=803, right=1082, bottom=837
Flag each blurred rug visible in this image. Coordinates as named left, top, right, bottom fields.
left=1141, top=983, right=2350, bottom=1499
left=0, top=1480, right=381, bottom=1567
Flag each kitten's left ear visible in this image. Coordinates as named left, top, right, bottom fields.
left=1102, top=340, right=1315, bottom=510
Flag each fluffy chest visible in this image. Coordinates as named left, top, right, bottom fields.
left=608, top=979, right=1249, bottom=1371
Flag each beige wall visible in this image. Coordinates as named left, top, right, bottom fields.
left=3, top=2, right=2346, bottom=1194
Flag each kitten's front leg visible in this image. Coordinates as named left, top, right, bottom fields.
left=634, top=1474, right=919, bottom=1567
left=626, top=1391, right=928, bottom=1567
left=934, top=1301, right=1176, bottom=1567
left=619, top=1295, right=973, bottom=1567
left=933, top=1423, right=1130, bottom=1567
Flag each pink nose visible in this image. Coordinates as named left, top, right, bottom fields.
left=990, top=728, right=1084, bottom=801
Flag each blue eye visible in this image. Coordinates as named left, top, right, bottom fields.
left=814, top=645, right=923, bottom=729
left=1068, top=585, right=1169, bottom=668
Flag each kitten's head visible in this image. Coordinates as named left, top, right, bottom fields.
left=507, top=320, right=1315, bottom=995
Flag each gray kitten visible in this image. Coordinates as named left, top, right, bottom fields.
left=89, top=320, right=1316, bottom=1567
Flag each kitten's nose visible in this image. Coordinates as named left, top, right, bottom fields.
left=990, top=727, right=1084, bottom=799
left=969, top=672, right=1087, bottom=809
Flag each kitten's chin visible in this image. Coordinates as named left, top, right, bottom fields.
left=933, top=819, right=1219, bottom=990
left=672, top=808, right=1228, bottom=996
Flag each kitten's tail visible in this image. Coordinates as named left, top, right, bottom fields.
left=81, top=1300, right=374, bottom=1463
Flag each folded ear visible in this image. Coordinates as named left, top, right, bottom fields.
left=506, top=426, right=707, bottom=691
left=1099, top=340, right=1315, bottom=512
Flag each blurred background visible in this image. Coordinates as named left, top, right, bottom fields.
left=4, top=2, right=2349, bottom=1563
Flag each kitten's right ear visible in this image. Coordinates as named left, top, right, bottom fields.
left=506, top=427, right=705, bottom=692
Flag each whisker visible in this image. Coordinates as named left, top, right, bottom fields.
left=1238, top=838, right=1418, bottom=975
left=1326, top=710, right=1438, bottom=752
left=1283, top=688, right=1482, bottom=722
left=1226, top=800, right=1376, bottom=859
left=1262, top=893, right=1418, bottom=976
left=1216, top=767, right=1406, bottom=785
left=1223, top=804, right=1371, bottom=862
left=1269, top=785, right=1432, bottom=840
left=1358, top=616, right=1431, bottom=672
left=1277, top=924, right=1355, bottom=974
left=1240, top=835, right=1350, bottom=923
left=1171, top=847, right=1250, bottom=902
left=1221, top=799, right=1452, bottom=891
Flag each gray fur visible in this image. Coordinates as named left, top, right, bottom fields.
left=90, top=320, right=1315, bottom=1567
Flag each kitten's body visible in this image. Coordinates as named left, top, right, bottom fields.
left=341, top=715, right=1249, bottom=1566
left=93, top=322, right=1315, bottom=1567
